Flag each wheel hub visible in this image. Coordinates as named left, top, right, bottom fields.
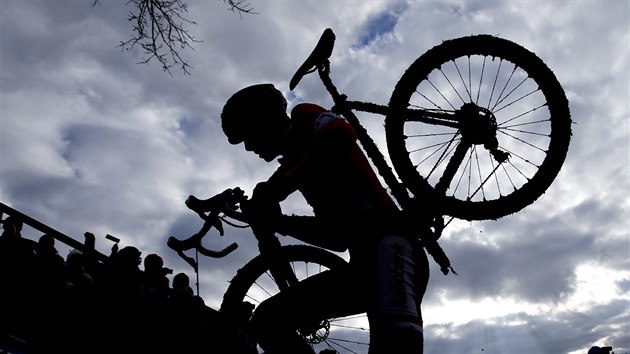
left=299, top=319, right=331, bottom=344
left=457, top=103, right=498, bottom=147
left=457, top=103, right=510, bottom=163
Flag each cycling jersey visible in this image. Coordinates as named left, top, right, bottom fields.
left=257, top=103, right=395, bottom=233
left=283, top=103, right=397, bottom=219
left=254, top=103, right=399, bottom=252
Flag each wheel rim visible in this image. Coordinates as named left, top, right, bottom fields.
left=387, top=35, right=571, bottom=220
left=221, top=246, right=370, bottom=354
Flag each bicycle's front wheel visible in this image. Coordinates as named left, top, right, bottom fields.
left=386, top=35, right=572, bottom=220
left=220, top=245, right=370, bottom=354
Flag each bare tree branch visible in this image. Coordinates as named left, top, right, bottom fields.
left=224, top=0, right=258, bottom=15
left=92, top=0, right=257, bottom=75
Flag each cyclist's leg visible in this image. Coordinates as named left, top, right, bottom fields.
left=250, top=263, right=367, bottom=354
left=367, top=234, right=429, bottom=354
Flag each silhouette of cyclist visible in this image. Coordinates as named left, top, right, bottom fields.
left=220, top=83, right=429, bottom=354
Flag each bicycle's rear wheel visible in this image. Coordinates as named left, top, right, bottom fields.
left=220, top=245, right=370, bottom=354
left=386, top=35, right=571, bottom=220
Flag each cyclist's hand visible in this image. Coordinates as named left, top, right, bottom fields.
left=226, top=187, right=246, bottom=210
left=241, top=182, right=282, bottom=234
left=241, top=198, right=281, bottom=230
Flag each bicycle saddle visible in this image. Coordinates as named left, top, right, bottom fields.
left=289, top=28, right=336, bottom=90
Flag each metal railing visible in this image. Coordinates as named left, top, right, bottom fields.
left=0, top=201, right=108, bottom=263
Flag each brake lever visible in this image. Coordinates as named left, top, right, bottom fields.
left=207, top=211, right=225, bottom=236
left=170, top=189, right=244, bottom=260
left=221, top=188, right=249, bottom=224
left=186, top=187, right=246, bottom=219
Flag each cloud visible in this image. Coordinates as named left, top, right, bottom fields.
left=425, top=298, right=630, bottom=353
left=353, top=2, right=408, bottom=49
left=1, top=1, right=628, bottom=352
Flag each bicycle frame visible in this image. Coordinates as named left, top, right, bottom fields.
left=315, top=60, right=460, bottom=214
left=305, top=63, right=456, bottom=278
left=294, top=29, right=535, bottom=221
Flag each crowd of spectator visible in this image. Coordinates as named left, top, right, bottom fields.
left=0, top=215, right=257, bottom=354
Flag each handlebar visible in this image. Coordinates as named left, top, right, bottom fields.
left=186, top=188, right=248, bottom=223
left=167, top=188, right=249, bottom=270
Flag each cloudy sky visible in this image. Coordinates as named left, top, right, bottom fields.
left=1, top=0, right=628, bottom=353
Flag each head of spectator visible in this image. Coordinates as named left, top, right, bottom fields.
left=144, top=253, right=164, bottom=274
left=1, top=216, right=23, bottom=238
left=66, top=249, right=84, bottom=268
left=37, top=234, right=58, bottom=254
left=172, top=272, right=193, bottom=295
left=588, top=346, right=614, bottom=354
left=115, top=246, right=142, bottom=269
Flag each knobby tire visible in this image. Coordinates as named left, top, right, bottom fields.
left=386, top=35, right=572, bottom=220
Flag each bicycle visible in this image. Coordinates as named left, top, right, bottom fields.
left=168, top=28, right=572, bottom=353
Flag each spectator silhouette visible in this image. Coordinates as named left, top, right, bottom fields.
left=0, top=213, right=262, bottom=353
left=81, top=232, right=106, bottom=284
left=164, top=272, right=199, bottom=352
left=34, top=234, right=65, bottom=289
left=141, top=253, right=171, bottom=300
left=0, top=216, right=36, bottom=264
left=588, top=346, right=614, bottom=354
left=172, top=272, right=194, bottom=297
left=168, top=272, right=195, bottom=317
left=58, top=249, right=99, bottom=353
left=63, top=250, right=96, bottom=296
left=138, top=253, right=172, bottom=352
left=0, top=216, right=38, bottom=344
left=105, top=245, right=143, bottom=298
left=97, top=245, right=144, bottom=353
left=31, top=234, right=66, bottom=350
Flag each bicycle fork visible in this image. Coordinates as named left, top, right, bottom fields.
left=257, top=234, right=300, bottom=291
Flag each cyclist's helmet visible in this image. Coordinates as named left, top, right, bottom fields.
left=221, top=83, right=288, bottom=145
